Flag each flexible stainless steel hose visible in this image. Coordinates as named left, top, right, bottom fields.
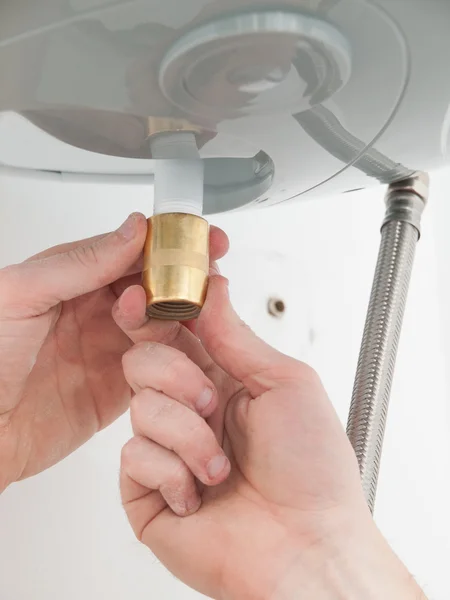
left=346, top=173, right=429, bottom=513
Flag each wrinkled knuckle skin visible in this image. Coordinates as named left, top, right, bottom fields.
left=68, top=244, right=101, bottom=270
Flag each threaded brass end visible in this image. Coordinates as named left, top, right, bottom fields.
left=143, top=213, right=209, bottom=321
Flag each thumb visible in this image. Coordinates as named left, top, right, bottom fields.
left=197, top=275, right=298, bottom=397
left=0, top=213, right=147, bottom=319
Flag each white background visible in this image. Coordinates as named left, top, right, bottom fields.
left=1, top=168, right=450, bottom=599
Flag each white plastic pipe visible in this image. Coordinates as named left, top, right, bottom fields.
left=150, top=131, right=204, bottom=216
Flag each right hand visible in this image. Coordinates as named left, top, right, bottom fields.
left=116, top=273, right=425, bottom=600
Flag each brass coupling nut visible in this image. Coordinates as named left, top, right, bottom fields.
left=143, top=213, right=210, bottom=321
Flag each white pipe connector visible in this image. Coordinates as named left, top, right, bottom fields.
left=150, top=131, right=204, bottom=217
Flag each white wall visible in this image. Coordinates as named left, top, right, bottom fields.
left=0, top=169, right=449, bottom=599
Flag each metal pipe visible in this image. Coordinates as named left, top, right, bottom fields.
left=346, top=172, right=429, bottom=513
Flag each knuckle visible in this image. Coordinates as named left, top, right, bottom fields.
left=68, top=244, right=100, bottom=270
left=297, top=361, right=321, bottom=384
left=177, top=418, right=211, bottom=455
left=129, top=390, right=173, bottom=427
left=134, top=341, right=158, bottom=355
left=121, top=438, right=141, bottom=470
left=125, top=345, right=190, bottom=385
left=267, top=357, right=322, bottom=391
left=129, top=394, right=144, bottom=421
left=166, top=461, right=191, bottom=489
left=161, top=351, right=189, bottom=380
left=122, top=341, right=156, bottom=374
left=285, top=360, right=322, bottom=389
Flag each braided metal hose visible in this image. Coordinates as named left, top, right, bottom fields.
left=346, top=173, right=429, bottom=513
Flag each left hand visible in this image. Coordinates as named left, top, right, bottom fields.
left=0, top=214, right=228, bottom=492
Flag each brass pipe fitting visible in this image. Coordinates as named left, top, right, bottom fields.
left=143, top=213, right=210, bottom=321
left=147, top=117, right=203, bottom=141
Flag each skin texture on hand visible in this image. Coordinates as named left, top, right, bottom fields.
left=0, top=213, right=229, bottom=493
left=115, top=273, right=427, bottom=600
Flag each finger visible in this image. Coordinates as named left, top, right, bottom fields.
left=115, top=285, right=237, bottom=450
left=26, top=233, right=108, bottom=261
left=110, top=273, right=142, bottom=300
left=123, top=342, right=218, bottom=417
left=112, top=285, right=215, bottom=374
left=30, top=224, right=225, bottom=266
left=197, top=275, right=298, bottom=397
left=113, top=266, right=242, bottom=449
left=28, top=234, right=145, bottom=279
left=120, top=469, right=167, bottom=542
left=209, top=225, right=230, bottom=261
left=130, top=389, right=230, bottom=486
left=121, top=436, right=201, bottom=529
left=179, top=262, right=219, bottom=337
left=0, top=213, right=147, bottom=319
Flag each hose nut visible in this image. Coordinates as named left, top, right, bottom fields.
left=383, top=171, right=429, bottom=236
left=385, top=171, right=430, bottom=204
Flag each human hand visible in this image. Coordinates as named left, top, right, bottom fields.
left=0, top=213, right=228, bottom=493
left=116, top=271, right=425, bottom=600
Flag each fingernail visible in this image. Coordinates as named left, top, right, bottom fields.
left=118, top=214, right=139, bottom=241
left=207, top=455, right=230, bottom=480
left=197, top=388, right=214, bottom=415
left=185, top=495, right=202, bottom=516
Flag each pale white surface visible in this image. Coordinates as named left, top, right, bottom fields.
left=0, top=169, right=449, bottom=599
